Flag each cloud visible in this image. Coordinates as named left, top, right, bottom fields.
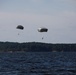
left=31, top=0, right=42, bottom=2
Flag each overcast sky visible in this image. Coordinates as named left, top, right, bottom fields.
left=0, top=0, right=76, bottom=43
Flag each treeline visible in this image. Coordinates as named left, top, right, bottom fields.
left=0, top=41, right=76, bottom=52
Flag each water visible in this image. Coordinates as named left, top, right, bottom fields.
left=0, top=52, right=76, bottom=75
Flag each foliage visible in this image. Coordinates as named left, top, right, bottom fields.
left=0, top=42, right=76, bottom=52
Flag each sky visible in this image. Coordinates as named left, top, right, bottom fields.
left=0, top=0, right=76, bottom=43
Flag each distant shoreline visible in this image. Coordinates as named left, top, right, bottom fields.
left=0, top=41, right=76, bottom=52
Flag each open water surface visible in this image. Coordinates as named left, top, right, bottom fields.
left=0, top=52, right=76, bottom=75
